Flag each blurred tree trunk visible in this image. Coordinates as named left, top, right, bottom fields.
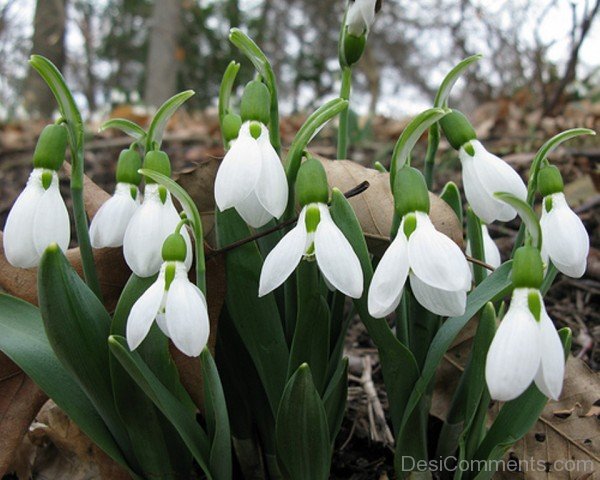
left=144, top=0, right=182, bottom=107
left=23, top=0, right=67, bottom=118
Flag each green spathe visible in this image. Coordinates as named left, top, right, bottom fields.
left=143, top=150, right=172, bottom=183
left=439, top=110, right=477, bottom=151
left=537, top=164, right=564, bottom=197
left=33, top=124, right=68, bottom=171
left=512, top=246, right=544, bottom=289
left=296, top=158, right=329, bottom=206
left=393, top=166, right=430, bottom=217
left=240, top=80, right=271, bottom=125
left=116, top=148, right=143, bottom=185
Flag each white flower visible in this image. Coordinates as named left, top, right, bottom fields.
left=259, top=203, right=363, bottom=298
left=214, top=122, right=288, bottom=228
left=123, top=184, right=191, bottom=277
left=485, top=288, right=564, bottom=401
left=346, top=0, right=378, bottom=36
left=126, top=261, right=209, bottom=357
left=368, top=211, right=471, bottom=318
left=466, top=224, right=501, bottom=277
left=459, top=140, right=527, bottom=224
left=89, top=183, right=141, bottom=248
left=540, top=192, right=589, bottom=278
left=3, top=168, right=70, bottom=268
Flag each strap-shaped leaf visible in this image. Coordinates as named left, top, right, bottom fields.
left=145, top=90, right=194, bottom=152
left=108, top=335, right=214, bottom=479
left=0, top=294, right=135, bottom=476
left=200, top=348, right=232, bottom=480
left=276, top=364, right=331, bottom=480
left=434, top=54, right=483, bottom=108
left=494, top=192, right=541, bottom=249
left=100, top=118, right=147, bottom=141
left=322, top=358, right=349, bottom=444
left=466, top=207, right=486, bottom=285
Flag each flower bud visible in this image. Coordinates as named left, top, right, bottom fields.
left=439, top=110, right=477, bottom=151
left=240, top=80, right=271, bottom=125
left=143, top=150, right=172, bottom=183
left=512, top=246, right=544, bottom=289
left=296, top=158, right=329, bottom=206
left=33, top=124, right=68, bottom=171
left=343, top=33, right=366, bottom=66
left=222, top=113, right=242, bottom=143
left=537, top=164, right=564, bottom=197
left=116, top=148, right=143, bottom=185
left=393, top=165, right=430, bottom=217
left=161, top=232, right=187, bottom=262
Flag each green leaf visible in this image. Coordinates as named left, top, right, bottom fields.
left=322, top=358, right=348, bottom=444
left=200, top=348, right=232, bottom=480
left=329, top=188, right=419, bottom=434
left=440, top=181, right=463, bottom=224
left=398, top=262, right=514, bottom=442
left=139, top=169, right=206, bottom=292
left=108, top=335, right=214, bottom=479
left=288, top=260, right=330, bottom=393
left=37, top=245, right=134, bottom=462
left=215, top=208, right=289, bottom=414
left=110, top=273, right=193, bottom=479
left=145, top=90, right=195, bottom=152
left=218, top=60, right=241, bottom=122
left=276, top=364, right=331, bottom=480
left=389, top=107, right=449, bottom=187
left=0, top=294, right=135, bottom=476
left=99, top=118, right=146, bottom=141
left=494, top=192, right=541, bottom=249
left=434, top=55, right=483, bottom=108
left=284, top=98, right=348, bottom=217
left=466, top=208, right=486, bottom=285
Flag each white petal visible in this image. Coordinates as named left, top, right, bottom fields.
left=3, top=171, right=45, bottom=268
left=534, top=307, right=565, bottom=400
left=460, top=140, right=527, bottom=223
left=481, top=224, right=502, bottom=268
left=214, top=123, right=261, bottom=211
left=126, top=275, right=165, bottom=350
left=89, top=183, right=139, bottom=248
left=368, top=232, right=409, bottom=318
left=541, top=193, right=589, bottom=278
left=165, top=278, right=210, bottom=357
left=409, top=273, right=467, bottom=317
left=255, top=128, right=288, bottom=220
left=258, top=208, right=307, bottom=297
left=33, top=179, right=70, bottom=256
left=235, top=190, right=274, bottom=229
left=314, top=204, right=363, bottom=299
left=408, top=213, right=471, bottom=291
left=485, top=289, right=541, bottom=401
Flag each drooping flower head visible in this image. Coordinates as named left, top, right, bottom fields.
left=440, top=110, right=527, bottom=224
left=345, top=0, right=380, bottom=36
left=259, top=158, right=363, bottom=298
left=485, top=246, right=565, bottom=401
left=123, top=150, right=192, bottom=277
left=368, top=166, right=472, bottom=318
left=214, top=81, right=288, bottom=228
left=538, top=164, right=589, bottom=278
left=3, top=124, right=70, bottom=268
left=127, top=227, right=209, bottom=357
left=89, top=147, right=142, bottom=248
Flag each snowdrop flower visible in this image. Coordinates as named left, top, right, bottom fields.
left=346, top=0, right=379, bottom=36
left=127, top=231, right=209, bottom=357
left=123, top=151, right=191, bottom=277
left=538, top=165, right=589, bottom=278
left=368, top=166, right=471, bottom=318
left=3, top=124, right=70, bottom=268
left=440, top=111, right=527, bottom=224
left=215, top=81, right=288, bottom=228
left=466, top=223, right=501, bottom=277
left=90, top=148, right=142, bottom=248
left=259, top=158, right=363, bottom=298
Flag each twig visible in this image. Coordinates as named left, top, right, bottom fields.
left=360, top=356, right=394, bottom=446
left=465, top=255, right=495, bottom=272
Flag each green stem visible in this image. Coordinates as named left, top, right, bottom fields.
left=466, top=208, right=486, bottom=286
left=423, top=124, right=440, bottom=189
left=337, top=66, right=352, bottom=160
